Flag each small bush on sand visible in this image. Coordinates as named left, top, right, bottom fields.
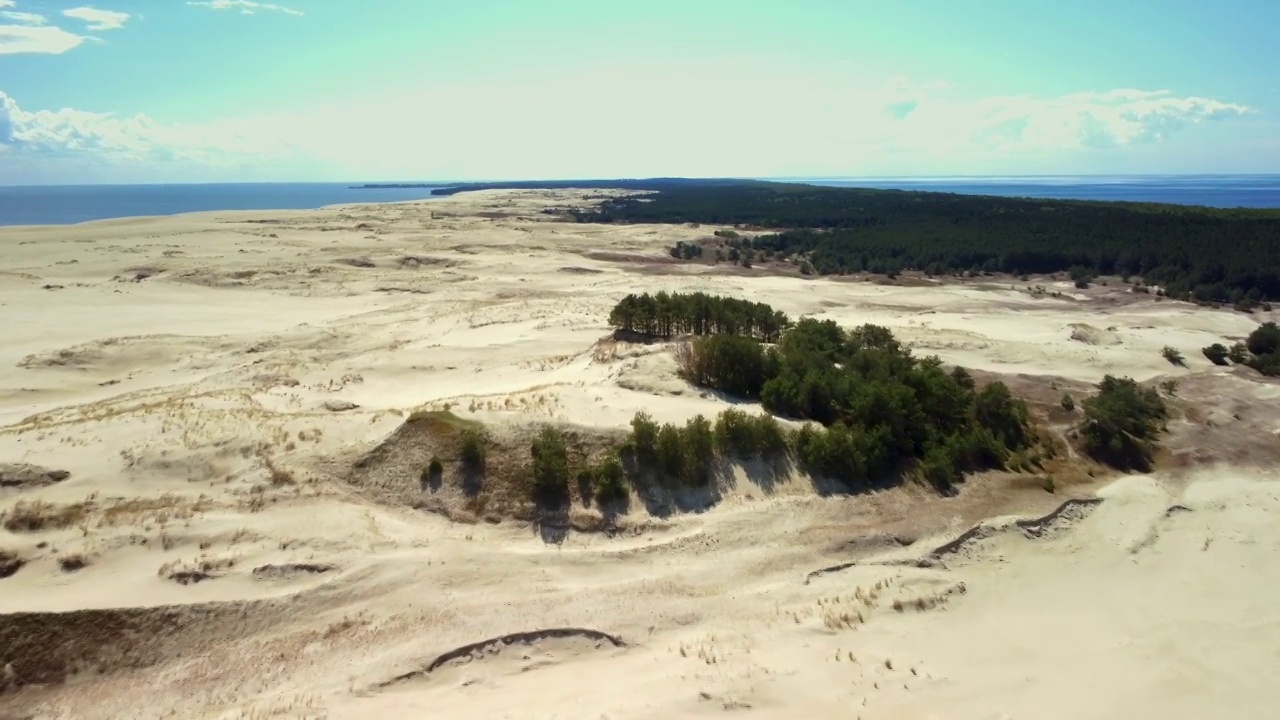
left=1160, top=346, right=1185, bottom=367
left=1202, top=343, right=1230, bottom=366
left=1060, top=393, right=1075, bottom=412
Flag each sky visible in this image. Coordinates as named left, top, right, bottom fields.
left=1, top=0, right=1278, bottom=184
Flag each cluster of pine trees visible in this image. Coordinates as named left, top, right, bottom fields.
left=608, top=292, right=790, bottom=342
left=677, top=317, right=1034, bottom=490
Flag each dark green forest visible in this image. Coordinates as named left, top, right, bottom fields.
left=436, top=179, right=1280, bottom=305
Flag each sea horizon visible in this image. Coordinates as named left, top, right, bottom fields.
left=3, top=174, right=1280, bottom=227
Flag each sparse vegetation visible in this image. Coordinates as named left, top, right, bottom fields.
left=1161, top=346, right=1186, bottom=367
left=1080, top=375, right=1168, bottom=471
left=2, top=499, right=93, bottom=533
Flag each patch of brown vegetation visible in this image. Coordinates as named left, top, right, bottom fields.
left=2, top=499, right=93, bottom=533
left=0, top=464, right=71, bottom=490
left=0, top=549, right=23, bottom=579
left=347, top=410, right=624, bottom=525
left=0, top=600, right=284, bottom=689
left=1, top=494, right=214, bottom=534
left=57, top=554, right=89, bottom=573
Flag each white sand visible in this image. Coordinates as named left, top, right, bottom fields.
left=0, top=189, right=1277, bottom=719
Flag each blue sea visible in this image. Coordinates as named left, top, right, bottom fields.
left=799, top=174, right=1280, bottom=209
left=2, top=175, right=1279, bottom=227
left=0, top=183, right=446, bottom=227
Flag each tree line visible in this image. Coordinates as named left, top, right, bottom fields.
left=460, top=296, right=1177, bottom=510
left=608, top=292, right=791, bottom=342
left=564, top=182, right=1280, bottom=306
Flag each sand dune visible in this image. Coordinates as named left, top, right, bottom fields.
left=1, top=189, right=1278, bottom=718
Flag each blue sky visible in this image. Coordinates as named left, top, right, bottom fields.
left=1, top=0, right=1277, bottom=184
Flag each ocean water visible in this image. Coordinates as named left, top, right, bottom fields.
left=2, top=176, right=1279, bottom=227
left=799, top=174, right=1280, bottom=209
left=0, top=183, right=445, bottom=227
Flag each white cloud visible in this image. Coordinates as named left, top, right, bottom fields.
left=0, top=1, right=14, bottom=8
left=0, top=67, right=1258, bottom=183
left=62, top=6, right=130, bottom=31
left=1, top=10, right=46, bottom=25
left=0, top=90, right=305, bottom=177
left=187, top=1, right=303, bottom=16
left=0, top=23, right=85, bottom=54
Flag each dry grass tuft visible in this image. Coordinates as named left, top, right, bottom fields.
left=2, top=499, right=94, bottom=533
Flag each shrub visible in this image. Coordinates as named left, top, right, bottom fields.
left=1080, top=375, right=1167, bottom=470
left=1243, top=322, right=1280, bottom=376
left=679, top=415, right=715, bottom=485
left=1060, top=393, right=1075, bottom=412
left=1246, top=321, right=1280, bottom=356
left=593, top=454, right=628, bottom=506
left=1069, top=266, right=1096, bottom=289
left=1160, top=346, right=1185, bottom=367
left=1247, top=352, right=1280, bottom=377
left=1228, top=341, right=1250, bottom=364
left=1202, top=343, right=1230, bottom=366
left=714, top=409, right=760, bottom=457
left=530, top=426, right=570, bottom=506
left=1159, top=379, right=1179, bottom=396
left=458, top=429, right=486, bottom=470
left=629, top=412, right=660, bottom=467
